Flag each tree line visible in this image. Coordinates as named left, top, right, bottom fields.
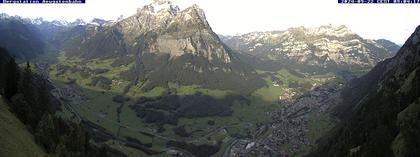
left=0, top=47, right=120, bottom=157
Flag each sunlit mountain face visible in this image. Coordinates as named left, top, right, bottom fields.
left=223, top=25, right=399, bottom=74
left=0, top=1, right=419, bottom=157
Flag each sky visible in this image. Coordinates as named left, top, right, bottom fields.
left=1, top=0, right=420, bottom=44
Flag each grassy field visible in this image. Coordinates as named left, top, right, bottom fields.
left=306, top=112, right=336, bottom=143
left=48, top=53, right=338, bottom=156
left=0, top=97, right=46, bottom=157
left=49, top=52, right=133, bottom=93
left=51, top=79, right=277, bottom=156
left=253, top=68, right=308, bottom=102
left=50, top=52, right=231, bottom=99
left=291, top=111, right=337, bottom=157
left=168, top=83, right=231, bottom=98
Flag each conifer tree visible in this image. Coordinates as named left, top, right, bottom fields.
left=19, top=61, right=35, bottom=103
left=37, top=80, right=51, bottom=114
left=35, top=114, right=58, bottom=153
left=4, top=58, right=19, bottom=100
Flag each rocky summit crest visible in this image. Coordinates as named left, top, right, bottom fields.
left=60, top=0, right=264, bottom=93
left=113, top=0, right=231, bottom=63
left=224, top=25, right=400, bottom=73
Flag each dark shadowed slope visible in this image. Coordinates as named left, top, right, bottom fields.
left=0, top=16, right=45, bottom=59
left=0, top=98, right=46, bottom=157
left=309, top=26, right=420, bottom=157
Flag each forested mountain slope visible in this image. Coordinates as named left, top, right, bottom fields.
left=309, top=25, right=420, bottom=157
left=0, top=98, right=46, bottom=157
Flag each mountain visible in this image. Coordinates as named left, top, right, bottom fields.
left=61, top=0, right=265, bottom=94
left=310, top=26, right=420, bottom=157
left=375, top=39, right=401, bottom=56
left=218, top=34, right=233, bottom=42
left=34, top=18, right=110, bottom=50
left=0, top=13, right=118, bottom=58
left=223, top=25, right=400, bottom=73
left=28, top=19, right=73, bottom=51
left=0, top=15, right=45, bottom=59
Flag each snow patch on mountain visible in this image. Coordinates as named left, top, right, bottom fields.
left=138, top=0, right=180, bottom=16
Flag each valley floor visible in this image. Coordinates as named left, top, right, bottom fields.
left=33, top=52, right=345, bottom=157
left=241, top=83, right=341, bottom=157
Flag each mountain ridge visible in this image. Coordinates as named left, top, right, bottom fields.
left=310, top=25, right=420, bottom=157
left=56, top=1, right=265, bottom=94
left=0, top=16, right=46, bottom=59
left=223, top=25, right=400, bottom=73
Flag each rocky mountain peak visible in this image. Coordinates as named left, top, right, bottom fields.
left=32, top=17, right=44, bottom=25
left=286, top=25, right=354, bottom=37
left=57, top=0, right=263, bottom=93
left=113, top=1, right=232, bottom=63
left=89, top=18, right=112, bottom=27
left=138, top=0, right=180, bottom=16
left=224, top=25, right=400, bottom=72
left=309, top=24, right=353, bottom=36
left=70, top=18, right=87, bottom=26
left=126, top=1, right=211, bottom=33
left=182, top=4, right=208, bottom=26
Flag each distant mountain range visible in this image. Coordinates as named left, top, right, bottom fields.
left=0, top=15, right=45, bottom=59
left=222, top=25, right=400, bottom=73
left=0, top=13, right=113, bottom=59
left=0, top=9, right=402, bottom=94
left=57, top=0, right=265, bottom=94
left=1, top=1, right=419, bottom=157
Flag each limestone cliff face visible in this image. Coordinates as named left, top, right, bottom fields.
left=112, top=0, right=232, bottom=63
left=224, top=25, right=400, bottom=71
left=61, top=0, right=264, bottom=94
